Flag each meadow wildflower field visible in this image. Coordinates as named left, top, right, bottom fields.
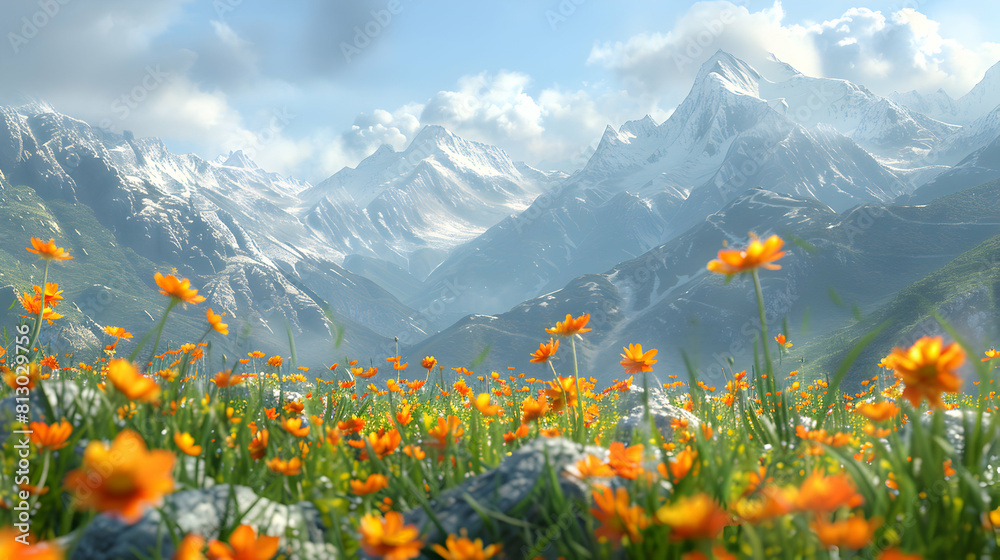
left=2, top=234, right=999, bottom=560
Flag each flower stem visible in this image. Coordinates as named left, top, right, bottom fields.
left=571, top=336, right=584, bottom=443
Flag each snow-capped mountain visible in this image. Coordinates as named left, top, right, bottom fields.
left=0, top=102, right=427, bottom=360
left=926, top=104, right=1000, bottom=166
left=301, top=125, right=566, bottom=277
left=407, top=51, right=939, bottom=326
left=407, top=183, right=1000, bottom=382
left=892, top=60, right=1000, bottom=126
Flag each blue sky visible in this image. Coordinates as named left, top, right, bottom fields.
left=1, top=0, right=997, bottom=181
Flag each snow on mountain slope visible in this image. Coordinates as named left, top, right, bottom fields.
left=0, top=103, right=428, bottom=353
left=301, top=125, right=566, bottom=274
left=927, top=105, right=1000, bottom=166
left=408, top=183, right=1000, bottom=382
left=891, top=60, right=1000, bottom=169
left=892, top=61, right=1000, bottom=126
left=406, top=51, right=925, bottom=325
left=889, top=89, right=963, bottom=124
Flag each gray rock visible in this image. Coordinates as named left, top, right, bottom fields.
left=898, top=408, right=994, bottom=458
left=70, top=484, right=331, bottom=560
left=615, top=384, right=700, bottom=444
left=390, top=437, right=605, bottom=560
left=0, top=379, right=102, bottom=445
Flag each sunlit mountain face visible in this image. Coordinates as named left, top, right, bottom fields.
left=3, top=49, right=1000, bottom=378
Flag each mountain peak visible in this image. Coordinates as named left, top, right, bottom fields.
left=219, top=150, right=260, bottom=169
left=694, top=50, right=761, bottom=96
left=409, top=124, right=453, bottom=147
left=619, top=115, right=657, bottom=137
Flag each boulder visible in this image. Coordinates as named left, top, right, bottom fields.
left=69, top=484, right=331, bottom=560
left=390, top=437, right=607, bottom=560
left=615, top=384, right=700, bottom=443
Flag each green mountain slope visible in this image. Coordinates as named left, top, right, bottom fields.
left=803, top=232, right=1000, bottom=391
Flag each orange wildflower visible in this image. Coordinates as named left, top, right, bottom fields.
left=351, top=473, right=389, bottom=495
left=282, top=417, right=311, bottom=437
left=655, top=493, right=729, bottom=541
left=982, top=348, right=999, bottom=362
left=545, top=313, right=592, bottom=337
left=706, top=233, right=784, bottom=275
left=0, top=528, right=63, bottom=559
left=607, top=442, right=644, bottom=480
left=338, top=417, right=366, bottom=434
left=855, top=401, right=900, bottom=422
left=502, top=423, right=530, bottom=444
left=107, top=359, right=161, bottom=403
left=883, top=336, right=965, bottom=408
left=249, top=430, right=268, bottom=460
left=352, top=366, right=378, bottom=378
left=473, top=393, right=501, bottom=416
left=173, top=432, right=203, bottom=456
left=206, top=308, right=229, bottom=335
left=529, top=338, right=559, bottom=363
left=172, top=534, right=206, bottom=560
left=403, top=445, right=426, bottom=460
left=431, top=531, right=502, bottom=560
left=570, top=454, right=615, bottom=479
left=18, top=292, right=63, bottom=324
left=774, top=333, right=792, bottom=348
left=266, top=356, right=283, bottom=368
left=266, top=456, right=302, bottom=476
left=29, top=420, right=72, bottom=451
left=154, top=272, right=206, bottom=305
left=358, top=511, right=423, bottom=560
left=206, top=524, right=279, bottom=560
left=668, top=446, right=696, bottom=481
left=364, top=428, right=402, bottom=459
left=813, top=515, right=881, bottom=549
left=877, top=549, right=924, bottom=560
left=620, top=343, right=657, bottom=374
left=590, top=485, right=649, bottom=545
left=795, top=471, right=863, bottom=513
left=543, top=376, right=579, bottom=411
left=4, top=362, right=40, bottom=390
left=520, top=394, right=550, bottom=424
left=428, top=415, right=464, bottom=449
left=421, top=356, right=437, bottom=370
left=733, top=486, right=794, bottom=523
left=26, top=237, right=73, bottom=260
left=212, top=370, right=243, bottom=388
left=64, top=430, right=175, bottom=523
left=105, top=326, right=133, bottom=339
left=325, top=427, right=342, bottom=447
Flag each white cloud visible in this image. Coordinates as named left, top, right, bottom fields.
left=587, top=1, right=999, bottom=101
left=316, top=70, right=642, bottom=175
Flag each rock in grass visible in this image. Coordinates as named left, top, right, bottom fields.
left=69, top=484, right=331, bottom=560
left=897, top=408, right=994, bottom=458
left=0, top=379, right=101, bottom=445
left=616, top=384, right=700, bottom=444
left=388, top=437, right=606, bottom=560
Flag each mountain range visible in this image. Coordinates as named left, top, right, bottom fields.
left=2, top=51, right=999, bottom=385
